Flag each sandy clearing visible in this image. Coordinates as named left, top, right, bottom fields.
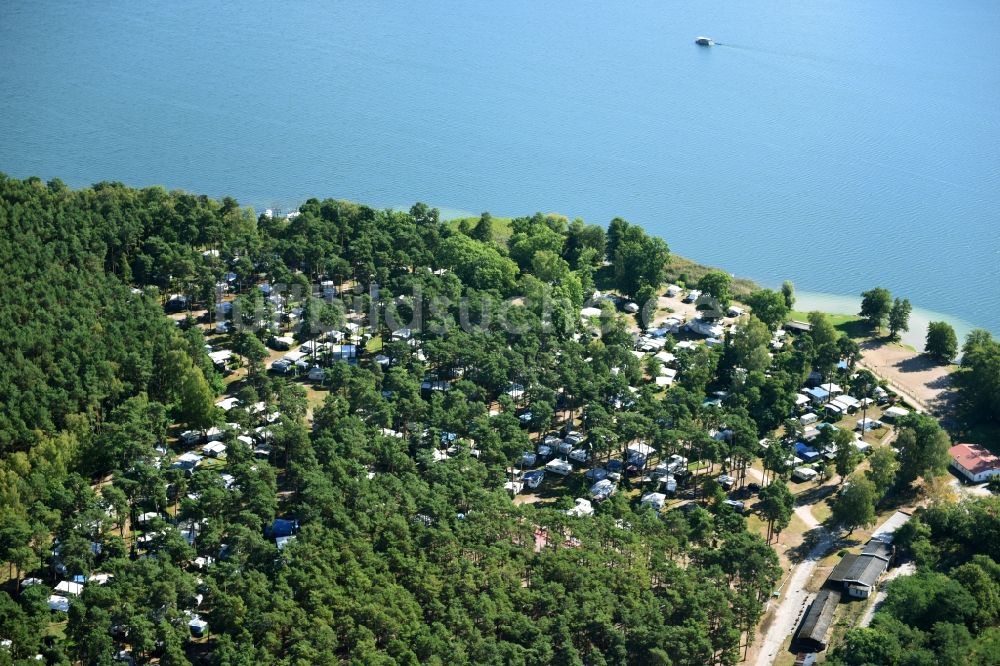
left=858, top=341, right=956, bottom=417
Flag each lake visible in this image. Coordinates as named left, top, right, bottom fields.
left=1, top=0, right=997, bottom=337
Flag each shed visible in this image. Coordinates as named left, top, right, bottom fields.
left=870, top=511, right=912, bottom=543
left=796, top=589, right=841, bottom=652
left=827, top=544, right=891, bottom=599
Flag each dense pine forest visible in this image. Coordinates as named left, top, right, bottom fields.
left=0, top=173, right=997, bottom=665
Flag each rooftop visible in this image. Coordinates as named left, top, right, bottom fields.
left=828, top=547, right=890, bottom=588
left=949, top=443, right=1000, bottom=476
left=797, top=589, right=841, bottom=650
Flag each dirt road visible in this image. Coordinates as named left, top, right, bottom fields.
left=747, top=467, right=836, bottom=666
left=753, top=508, right=833, bottom=666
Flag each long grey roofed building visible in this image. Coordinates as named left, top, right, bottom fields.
left=796, top=589, right=841, bottom=652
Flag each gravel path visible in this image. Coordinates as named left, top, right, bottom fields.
left=753, top=521, right=833, bottom=666
left=747, top=467, right=836, bottom=666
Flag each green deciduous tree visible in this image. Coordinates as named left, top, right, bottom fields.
left=866, top=445, right=900, bottom=494
left=860, top=287, right=892, bottom=333
left=697, top=271, right=733, bottom=308
left=925, top=321, right=958, bottom=364
left=888, top=297, right=912, bottom=340
left=833, top=429, right=862, bottom=484
left=956, top=329, right=1000, bottom=425
left=781, top=281, right=795, bottom=309
left=744, top=288, right=788, bottom=331
left=831, top=475, right=877, bottom=533
left=895, top=413, right=951, bottom=485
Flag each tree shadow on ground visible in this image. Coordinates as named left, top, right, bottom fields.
left=786, top=527, right=862, bottom=564
left=894, top=354, right=940, bottom=374
left=836, top=319, right=874, bottom=340
left=925, top=375, right=953, bottom=391
left=794, top=483, right=838, bottom=508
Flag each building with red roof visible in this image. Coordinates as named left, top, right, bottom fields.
left=949, top=443, right=1000, bottom=484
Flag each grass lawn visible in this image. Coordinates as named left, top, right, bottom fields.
left=661, top=254, right=758, bottom=299
left=826, top=596, right=871, bottom=655
left=446, top=215, right=515, bottom=244
left=811, top=497, right=833, bottom=524
left=365, top=335, right=383, bottom=353
left=789, top=310, right=871, bottom=341
left=199, top=456, right=227, bottom=471
left=302, top=383, right=331, bottom=418
left=45, top=620, right=67, bottom=641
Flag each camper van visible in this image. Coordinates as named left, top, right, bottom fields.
left=792, top=467, right=818, bottom=482
left=545, top=459, right=573, bottom=476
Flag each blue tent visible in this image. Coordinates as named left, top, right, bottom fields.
left=794, top=442, right=820, bottom=462
left=266, top=518, right=299, bottom=539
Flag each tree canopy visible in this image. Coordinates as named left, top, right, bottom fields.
left=924, top=321, right=958, bottom=364
left=0, top=175, right=795, bottom=666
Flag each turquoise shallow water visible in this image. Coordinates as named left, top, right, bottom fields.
left=1, top=1, right=998, bottom=334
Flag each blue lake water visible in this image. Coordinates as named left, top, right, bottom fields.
left=2, top=1, right=998, bottom=337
